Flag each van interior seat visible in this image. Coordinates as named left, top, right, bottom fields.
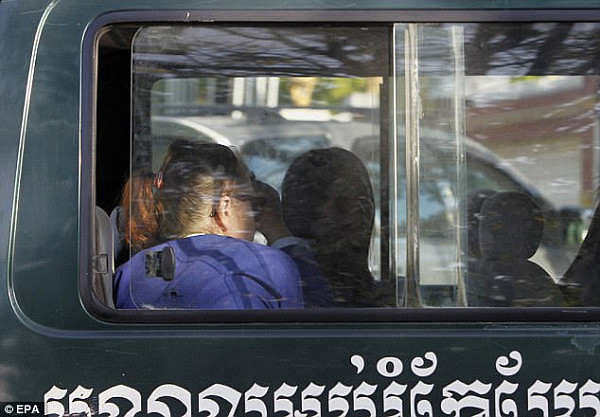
left=94, top=206, right=115, bottom=307
left=466, top=191, right=565, bottom=307
left=559, top=201, right=600, bottom=306
left=465, top=189, right=497, bottom=258
left=109, top=206, right=124, bottom=260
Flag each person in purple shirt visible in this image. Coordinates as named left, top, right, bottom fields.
left=113, top=141, right=303, bottom=309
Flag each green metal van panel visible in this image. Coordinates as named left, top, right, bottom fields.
left=0, top=0, right=48, bottom=283
left=0, top=0, right=52, bottom=334
left=2, top=0, right=600, bottom=411
left=3, top=327, right=600, bottom=410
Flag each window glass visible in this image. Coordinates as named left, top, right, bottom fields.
left=395, top=23, right=600, bottom=307
left=120, top=26, right=392, bottom=310
left=95, top=22, right=600, bottom=313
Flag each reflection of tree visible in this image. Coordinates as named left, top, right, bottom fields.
left=135, top=23, right=600, bottom=78
left=465, top=24, right=537, bottom=74
left=528, top=24, right=573, bottom=74
left=464, top=23, right=599, bottom=75
left=134, top=26, right=389, bottom=78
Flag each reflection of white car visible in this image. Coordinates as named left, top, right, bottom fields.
left=152, top=116, right=232, bottom=145
left=150, top=115, right=374, bottom=189
left=354, top=133, right=585, bottom=305
left=150, top=116, right=584, bottom=306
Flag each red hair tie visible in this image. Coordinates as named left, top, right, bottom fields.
left=153, top=171, right=164, bottom=190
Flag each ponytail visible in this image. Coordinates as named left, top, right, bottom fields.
left=120, top=172, right=160, bottom=252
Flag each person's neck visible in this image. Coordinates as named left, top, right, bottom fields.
left=183, top=232, right=208, bottom=238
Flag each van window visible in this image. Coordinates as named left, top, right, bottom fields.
left=93, top=22, right=600, bottom=315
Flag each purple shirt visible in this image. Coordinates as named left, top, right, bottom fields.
left=114, top=234, right=303, bottom=309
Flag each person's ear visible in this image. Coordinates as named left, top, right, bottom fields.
left=210, top=195, right=230, bottom=233
left=216, top=194, right=232, bottom=229
left=219, top=194, right=232, bottom=217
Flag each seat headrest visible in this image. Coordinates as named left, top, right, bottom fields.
left=466, top=189, right=497, bottom=257
left=479, top=191, right=544, bottom=260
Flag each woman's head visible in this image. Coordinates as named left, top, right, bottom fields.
left=157, top=141, right=256, bottom=241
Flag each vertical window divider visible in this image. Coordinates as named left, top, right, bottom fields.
left=389, top=25, right=399, bottom=307
left=403, top=24, right=423, bottom=308
left=451, top=25, right=467, bottom=307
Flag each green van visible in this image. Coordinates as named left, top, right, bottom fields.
left=2, top=1, right=600, bottom=415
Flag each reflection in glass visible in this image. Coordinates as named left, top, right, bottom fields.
left=126, top=25, right=391, bottom=309
left=107, top=22, right=600, bottom=310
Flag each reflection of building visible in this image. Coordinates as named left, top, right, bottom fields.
left=466, top=76, right=600, bottom=208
